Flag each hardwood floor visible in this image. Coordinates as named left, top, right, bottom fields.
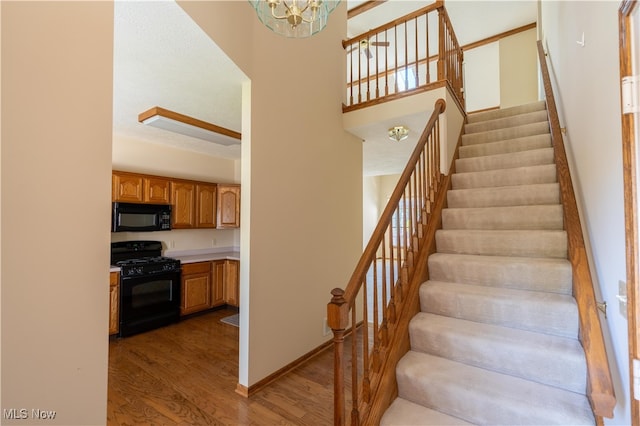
left=107, top=307, right=339, bottom=425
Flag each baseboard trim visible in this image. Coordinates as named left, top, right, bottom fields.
left=235, top=338, right=335, bottom=398
left=235, top=323, right=362, bottom=398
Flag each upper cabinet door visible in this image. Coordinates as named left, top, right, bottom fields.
left=196, top=184, right=217, bottom=228
left=217, top=184, right=240, bottom=229
left=112, top=172, right=144, bottom=202
left=144, top=176, right=170, bottom=204
left=171, top=181, right=195, bottom=228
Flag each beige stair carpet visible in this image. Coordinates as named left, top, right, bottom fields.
left=381, top=101, right=595, bottom=425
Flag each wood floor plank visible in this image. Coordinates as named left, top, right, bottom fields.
left=108, top=308, right=342, bottom=425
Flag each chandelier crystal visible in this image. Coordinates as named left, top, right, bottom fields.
left=249, top=0, right=340, bottom=38
left=388, top=126, right=409, bottom=142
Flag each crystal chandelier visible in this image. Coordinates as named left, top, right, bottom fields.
left=249, top=0, right=340, bottom=38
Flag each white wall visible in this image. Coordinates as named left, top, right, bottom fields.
left=180, top=1, right=363, bottom=388
left=541, top=2, right=630, bottom=424
left=1, top=2, right=112, bottom=424
left=464, top=27, right=539, bottom=112
left=464, top=43, right=500, bottom=112
left=499, top=28, right=538, bottom=108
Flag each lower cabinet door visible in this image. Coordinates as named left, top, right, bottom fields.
left=181, top=262, right=212, bottom=316
left=109, top=272, right=119, bottom=335
left=211, top=261, right=226, bottom=307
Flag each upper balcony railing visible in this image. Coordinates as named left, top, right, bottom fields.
left=343, top=1, right=464, bottom=112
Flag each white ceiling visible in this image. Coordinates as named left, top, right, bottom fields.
left=113, top=0, right=537, bottom=174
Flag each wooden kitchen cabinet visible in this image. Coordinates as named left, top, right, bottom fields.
left=195, top=183, right=217, bottom=228
left=217, top=185, right=240, bottom=229
left=109, top=272, right=119, bottom=335
left=181, top=262, right=212, bottom=316
left=171, top=181, right=196, bottom=228
left=144, top=176, right=170, bottom=204
left=112, top=171, right=170, bottom=204
left=224, top=260, right=240, bottom=307
left=112, top=172, right=144, bottom=202
left=211, top=260, right=226, bottom=307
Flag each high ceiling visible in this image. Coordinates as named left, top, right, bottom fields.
left=113, top=1, right=537, bottom=174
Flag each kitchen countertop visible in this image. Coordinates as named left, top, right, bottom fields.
left=109, top=248, right=240, bottom=273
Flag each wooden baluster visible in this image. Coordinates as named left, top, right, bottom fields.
left=404, top=21, right=408, bottom=91
left=384, top=29, right=389, bottom=96
left=425, top=10, right=430, bottom=83
left=361, top=275, right=370, bottom=404
left=366, top=36, right=371, bottom=102
left=350, top=307, right=360, bottom=426
left=394, top=25, right=398, bottom=94
left=380, top=243, right=389, bottom=343
left=414, top=16, right=419, bottom=87
left=387, top=224, right=397, bottom=323
left=374, top=33, right=380, bottom=100
left=357, top=41, right=362, bottom=104
left=349, top=44, right=354, bottom=106
left=372, top=258, right=381, bottom=372
left=437, top=8, right=445, bottom=81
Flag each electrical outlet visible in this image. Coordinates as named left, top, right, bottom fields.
left=323, top=318, right=331, bottom=336
left=211, top=239, right=217, bottom=247
left=170, top=240, right=175, bottom=248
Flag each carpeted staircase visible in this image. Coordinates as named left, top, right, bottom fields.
left=380, top=101, right=595, bottom=425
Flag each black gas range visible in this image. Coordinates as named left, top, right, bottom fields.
left=111, top=241, right=181, bottom=337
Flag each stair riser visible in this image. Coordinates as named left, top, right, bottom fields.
left=442, top=205, right=564, bottom=230
left=447, top=184, right=560, bottom=208
left=455, top=148, right=554, bottom=173
left=428, top=254, right=573, bottom=294
left=420, top=282, right=579, bottom=338
left=452, top=164, right=557, bottom=190
left=459, top=133, right=552, bottom=159
left=462, top=122, right=550, bottom=146
left=435, top=230, right=568, bottom=258
left=409, top=314, right=587, bottom=393
left=464, top=110, right=549, bottom=134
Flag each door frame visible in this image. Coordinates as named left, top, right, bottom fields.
left=619, top=0, right=639, bottom=423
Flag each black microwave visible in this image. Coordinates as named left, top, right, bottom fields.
left=112, top=202, right=172, bottom=232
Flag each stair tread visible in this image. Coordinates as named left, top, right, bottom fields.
left=467, top=100, right=546, bottom=124
left=428, top=252, right=573, bottom=294
left=410, top=312, right=586, bottom=393
left=461, top=121, right=550, bottom=146
left=396, top=351, right=594, bottom=425
left=459, top=133, right=552, bottom=158
left=420, top=280, right=578, bottom=337
left=442, top=204, right=563, bottom=230
left=455, top=147, right=555, bottom=173
left=447, top=183, right=560, bottom=208
left=464, top=110, right=549, bottom=134
left=436, top=228, right=568, bottom=259
left=451, top=164, right=557, bottom=190
left=381, top=398, right=473, bottom=426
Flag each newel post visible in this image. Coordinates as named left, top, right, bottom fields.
left=436, top=1, right=446, bottom=81
left=328, top=288, right=349, bottom=426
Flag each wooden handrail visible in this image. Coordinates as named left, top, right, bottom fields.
left=342, top=2, right=443, bottom=49
left=328, top=98, right=447, bottom=425
left=343, top=2, right=464, bottom=112
left=536, top=40, right=616, bottom=419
